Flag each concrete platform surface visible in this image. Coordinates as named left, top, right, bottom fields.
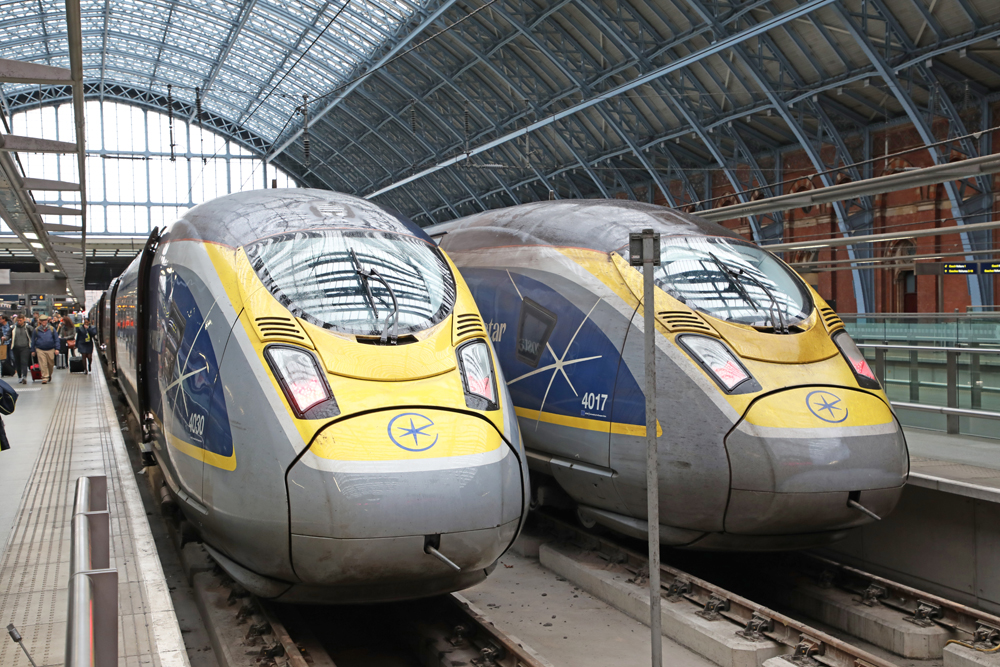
left=462, top=546, right=716, bottom=667
left=904, top=427, right=1000, bottom=502
left=0, top=364, right=189, bottom=667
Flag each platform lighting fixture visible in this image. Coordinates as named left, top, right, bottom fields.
left=30, top=243, right=42, bottom=248
left=45, top=261, right=55, bottom=266
left=24, top=233, right=37, bottom=239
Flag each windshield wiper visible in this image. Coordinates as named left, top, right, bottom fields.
left=707, top=253, right=759, bottom=314
left=350, top=249, right=399, bottom=344
left=736, top=268, right=789, bottom=334
left=350, top=248, right=379, bottom=322
left=707, top=253, right=789, bottom=334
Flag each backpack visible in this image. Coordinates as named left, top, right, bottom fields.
left=0, top=378, right=17, bottom=415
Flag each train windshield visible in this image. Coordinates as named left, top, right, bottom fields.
left=245, top=229, right=456, bottom=336
left=650, top=236, right=812, bottom=330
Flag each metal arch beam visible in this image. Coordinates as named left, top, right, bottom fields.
left=676, top=0, right=872, bottom=311
left=268, top=0, right=463, bottom=160
left=364, top=0, right=836, bottom=199
left=491, top=3, right=668, bottom=204
left=6, top=83, right=275, bottom=156
left=832, top=4, right=985, bottom=306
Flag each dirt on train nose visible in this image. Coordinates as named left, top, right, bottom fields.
left=723, top=386, right=908, bottom=536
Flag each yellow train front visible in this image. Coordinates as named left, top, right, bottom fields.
left=105, top=189, right=528, bottom=603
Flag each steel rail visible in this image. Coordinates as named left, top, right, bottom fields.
left=796, top=553, right=1000, bottom=647
left=533, top=511, right=896, bottom=667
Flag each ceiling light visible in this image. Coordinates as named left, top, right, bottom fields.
left=24, top=233, right=37, bottom=240
left=45, top=262, right=55, bottom=266
left=30, top=242, right=43, bottom=248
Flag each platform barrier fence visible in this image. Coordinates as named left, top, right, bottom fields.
left=66, top=475, right=118, bottom=667
left=858, top=342, right=1000, bottom=438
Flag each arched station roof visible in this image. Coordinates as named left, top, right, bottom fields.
left=1, top=0, right=999, bottom=236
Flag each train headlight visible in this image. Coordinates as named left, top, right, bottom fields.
left=833, top=331, right=881, bottom=390
left=265, top=345, right=340, bottom=418
left=678, top=335, right=760, bottom=394
left=458, top=339, right=499, bottom=410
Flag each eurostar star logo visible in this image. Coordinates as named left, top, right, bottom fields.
left=387, top=412, right=439, bottom=451
left=806, top=390, right=849, bottom=423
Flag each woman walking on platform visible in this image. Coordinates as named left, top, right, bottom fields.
left=58, top=315, right=76, bottom=366
left=76, top=318, right=96, bottom=374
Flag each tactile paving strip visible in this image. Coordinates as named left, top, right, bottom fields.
left=0, top=374, right=164, bottom=667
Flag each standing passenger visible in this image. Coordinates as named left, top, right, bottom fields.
left=32, top=315, right=58, bottom=384
left=76, top=318, right=96, bottom=374
left=58, top=315, right=77, bottom=364
left=10, top=315, right=33, bottom=384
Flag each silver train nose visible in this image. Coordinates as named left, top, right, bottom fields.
left=723, top=386, right=908, bottom=537
left=284, top=408, right=523, bottom=602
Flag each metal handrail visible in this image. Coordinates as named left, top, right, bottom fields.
left=66, top=476, right=117, bottom=667
left=858, top=343, right=1000, bottom=354
left=890, top=401, right=1000, bottom=421
left=841, top=312, right=1000, bottom=320
left=852, top=342, right=1000, bottom=433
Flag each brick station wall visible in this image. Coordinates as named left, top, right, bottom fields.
left=642, top=105, right=1000, bottom=314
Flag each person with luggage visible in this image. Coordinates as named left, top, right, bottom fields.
left=31, top=315, right=59, bottom=384
left=58, top=315, right=77, bottom=366
left=74, top=318, right=96, bottom=374
left=10, top=315, right=34, bottom=384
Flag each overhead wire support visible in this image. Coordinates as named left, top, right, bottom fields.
left=196, top=86, right=205, bottom=164
left=301, top=94, right=310, bottom=168
left=167, top=84, right=175, bottom=162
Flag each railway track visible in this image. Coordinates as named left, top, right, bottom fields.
left=530, top=510, right=1000, bottom=667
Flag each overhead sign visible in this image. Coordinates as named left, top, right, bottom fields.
left=943, top=263, right=978, bottom=274
left=982, top=263, right=1000, bottom=274
left=29, top=294, right=46, bottom=300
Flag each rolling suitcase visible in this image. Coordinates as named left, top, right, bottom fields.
left=1, top=358, right=14, bottom=377
left=69, top=357, right=86, bottom=373
left=30, top=364, right=41, bottom=381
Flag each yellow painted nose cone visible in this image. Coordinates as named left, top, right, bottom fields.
left=742, top=387, right=894, bottom=430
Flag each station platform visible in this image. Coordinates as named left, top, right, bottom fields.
left=0, top=363, right=189, bottom=667
left=904, top=426, right=1000, bottom=501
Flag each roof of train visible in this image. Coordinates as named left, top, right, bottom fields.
left=167, top=189, right=432, bottom=248
left=429, top=199, right=742, bottom=254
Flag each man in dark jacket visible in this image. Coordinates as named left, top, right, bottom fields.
left=32, top=315, right=59, bottom=384
left=10, top=315, right=34, bottom=384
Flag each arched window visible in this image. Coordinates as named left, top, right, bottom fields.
left=7, top=100, right=298, bottom=236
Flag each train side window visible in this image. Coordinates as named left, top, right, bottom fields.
left=516, top=298, right=557, bottom=367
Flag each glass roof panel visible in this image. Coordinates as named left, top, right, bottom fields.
left=0, top=0, right=436, bottom=149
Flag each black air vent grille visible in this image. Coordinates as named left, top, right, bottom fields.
left=657, top=311, right=715, bottom=335
left=455, top=313, right=486, bottom=339
left=255, top=316, right=307, bottom=342
left=818, top=306, right=845, bottom=333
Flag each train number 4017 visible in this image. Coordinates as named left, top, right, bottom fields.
left=581, top=392, right=608, bottom=412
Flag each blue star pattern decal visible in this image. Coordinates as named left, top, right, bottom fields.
left=388, top=412, right=439, bottom=451
left=806, top=390, right=849, bottom=423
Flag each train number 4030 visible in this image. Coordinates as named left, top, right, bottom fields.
left=581, top=392, right=608, bottom=411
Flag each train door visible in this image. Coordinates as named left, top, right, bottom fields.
left=135, top=227, right=161, bottom=445
left=107, top=277, right=120, bottom=377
